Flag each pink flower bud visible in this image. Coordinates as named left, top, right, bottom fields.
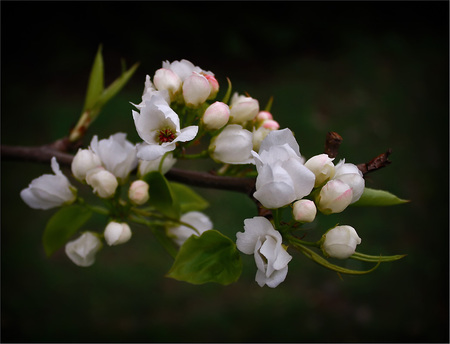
left=202, top=101, right=230, bottom=130
left=128, top=180, right=150, bottom=205
left=256, top=111, right=273, bottom=122
left=262, top=119, right=280, bottom=130
left=317, top=179, right=353, bottom=214
left=203, top=74, right=219, bottom=100
left=292, top=199, right=317, bottom=223
left=182, top=72, right=211, bottom=107
left=153, top=68, right=182, bottom=100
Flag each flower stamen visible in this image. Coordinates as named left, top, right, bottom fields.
left=158, top=128, right=176, bottom=143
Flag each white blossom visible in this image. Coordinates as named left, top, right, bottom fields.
left=251, top=129, right=315, bottom=209
left=65, top=232, right=102, bottom=267
left=132, top=94, right=198, bottom=161
left=333, top=159, right=365, bottom=203
left=90, top=133, right=138, bottom=181
left=182, top=72, right=211, bottom=107
left=71, top=148, right=102, bottom=181
left=202, top=101, right=230, bottom=130
left=137, top=153, right=177, bottom=177
left=304, top=153, right=335, bottom=187
left=322, top=225, right=361, bottom=259
left=162, top=59, right=213, bottom=82
left=229, top=92, right=259, bottom=124
left=133, top=75, right=170, bottom=110
left=104, top=221, right=132, bottom=246
left=85, top=167, right=118, bottom=199
left=20, top=157, right=77, bottom=210
left=167, top=211, right=213, bottom=247
left=153, top=68, right=182, bottom=101
left=209, top=124, right=254, bottom=164
left=236, top=216, right=292, bottom=288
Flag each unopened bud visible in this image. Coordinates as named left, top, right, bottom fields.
left=262, top=119, right=280, bottom=130
left=203, top=101, right=230, bottom=130
left=104, top=221, right=132, bottom=246
left=255, top=111, right=273, bottom=123
left=305, top=154, right=335, bottom=187
left=182, top=72, right=211, bottom=107
left=292, top=199, right=317, bottom=223
left=317, top=179, right=353, bottom=214
left=229, top=93, right=259, bottom=124
left=86, top=167, right=118, bottom=199
left=128, top=180, right=149, bottom=205
left=204, top=74, right=219, bottom=100
left=153, top=68, right=182, bottom=101
left=322, top=225, right=361, bottom=259
left=71, top=148, right=102, bottom=181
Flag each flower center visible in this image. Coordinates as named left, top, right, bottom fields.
left=158, top=128, right=176, bottom=143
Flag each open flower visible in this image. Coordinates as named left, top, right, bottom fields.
left=236, top=216, right=292, bottom=288
left=137, top=153, right=177, bottom=177
left=133, top=94, right=198, bottom=161
left=133, top=75, right=171, bottom=110
left=166, top=211, right=213, bottom=247
left=20, top=157, right=77, bottom=210
left=90, top=133, right=138, bottom=182
left=209, top=124, right=254, bottom=164
left=251, top=129, right=315, bottom=209
left=65, top=232, right=102, bottom=267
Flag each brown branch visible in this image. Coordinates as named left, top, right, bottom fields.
left=357, top=149, right=392, bottom=175
left=324, top=131, right=343, bottom=158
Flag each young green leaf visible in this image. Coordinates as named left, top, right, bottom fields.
left=221, top=77, right=232, bottom=104
left=169, top=182, right=209, bottom=213
left=83, top=45, right=104, bottom=112
left=167, top=230, right=242, bottom=285
left=43, top=205, right=93, bottom=257
left=143, top=171, right=180, bottom=219
left=351, top=187, right=410, bottom=207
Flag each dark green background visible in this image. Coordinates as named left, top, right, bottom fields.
left=2, top=1, right=448, bottom=342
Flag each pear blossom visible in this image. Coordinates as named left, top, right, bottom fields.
left=167, top=211, right=213, bottom=247
left=71, top=148, right=102, bottom=181
left=133, top=75, right=170, bottom=110
left=104, top=221, right=132, bottom=246
left=162, top=59, right=214, bottom=82
left=85, top=167, right=118, bottom=199
left=229, top=92, right=259, bottom=124
left=137, top=153, right=177, bottom=177
left=251, top=129, right=315, bottom=209
left=316, top=179, right=353, bottom=214
left=202, top=101, right=230, bottom=130
left=252, top=126, right=271, bottom=152
left=128, top=180, right=150, bottom=205
left=236, top=216, right=292, bottom=288
left=153, top=68, right=182, bottom=100
left=182, top=72, right=211, bottom=107
left=133, top=94, right=198, bottom=161
left=90, top=133, right=138, bottom=181
left=333, top=159, right=365, bottom=203
left=293, top=199, right=317, bottom=223
left=322, top=225, right=361, bottom=259
left=304, top=153, right=335, bottom=187
left=209, top=124, right=254, bottom=164
left=65, top=231, right=102, bottom=267
left=20, top=157, right=77, bottom=210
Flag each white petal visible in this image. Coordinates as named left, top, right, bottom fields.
left=236, top=217, right=273, bottom=254
left=174, top=125, right=198, bottom=143
left=265, top=266, right=288, bottom=288
left=259, top=128, right=300, bottom=157
left=136, top=142, right=176, bottom=161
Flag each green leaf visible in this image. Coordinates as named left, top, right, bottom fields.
left=143, top=171, right=180, bottom=219
left=43, top=205, right=93, bottom=257
left=264, top=96, right=274, bottom=112
left=297, top=244, right=381, bottom=275
left=149, top=225, right=178, bottom=259
left=352, top=187, right=410, bottom=207
left=221, top=77, right=232, bottom=104
left=83, top=45, right=104, bottom=112
left=167, top=230, right=242, bottom=285
left=169, top=182, right=209, bottom=213
left=350, top=251, right=407, bottom=263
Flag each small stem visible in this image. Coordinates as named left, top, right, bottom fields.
left=287, top=234, right=321, bottom=248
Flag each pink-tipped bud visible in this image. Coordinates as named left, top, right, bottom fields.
left=128, top=180, right=150, bottom=205
left=203, top=101, right=230, bottom=130
left=317, top=179, right=353, bottom=214
left=262, top=119, right=280, bottom=130
left=256, top=111, right=273, bottom=122
left=182, top=72, right=211, bottom=107
left=203, top=74, right=219, bottom=100
left=293, top=199, right=317, bottom=223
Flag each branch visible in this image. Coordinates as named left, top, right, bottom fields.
left=357, top=149, right=392, bottom=175
left=324, top=131, right=343, bottom=159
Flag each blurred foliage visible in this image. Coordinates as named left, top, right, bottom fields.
left=1, top=1, right=448, bottom=343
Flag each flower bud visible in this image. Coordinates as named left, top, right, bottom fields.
left=333, top=160, right=365, bottom=203
left=305, top=153, right=335, bottom=187
left=104, top=221, right=132, bottom=246
left=153, top=68, right=182, bottom=101
left=204, top=74, right=219, bottom=100
left=128, top=180, right=149, bottom=205
left=317, top=179, right=353, bottom=214
left=292, top=199, right=317, bottom=223
left=85, top=167, right=118, bottom=199
left=255, top=111, right=273, bottom=123
left=71, top=148, right=102, bottom=181
left=209, top=124, right=254, bottom=164
left=65, top=232, right=102, bottom=267
left=202, top=101, right=230, bottom=130
left=262, top=119, right=280, bottom=130
left=229, top=92, right=259, bottom=124
left=322, top=225, right=361, bottom=259
left=182, top=72, right=211, bottom=107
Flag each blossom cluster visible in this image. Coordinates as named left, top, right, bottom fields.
left=19, top=57, right=404, bottom=288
